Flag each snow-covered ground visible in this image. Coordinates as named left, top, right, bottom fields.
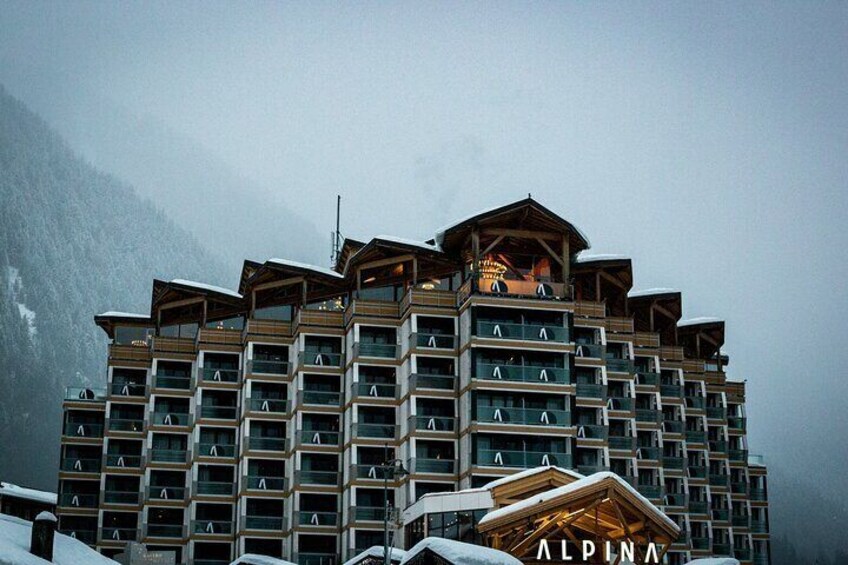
left=4, top=266, right=37, bottom=338
left=0, top=513, right=117, bottom=565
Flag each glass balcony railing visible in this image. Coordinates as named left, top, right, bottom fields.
left=107, top=419, right=145, bottom=433
left=100, top=527, right=138, bottom=542
left=662, top=456, right=685, bottom=469
left=145, top=524, right=185, bottom=538
left=734, top=548, right=752, bottom=561
left=575, top=423, right=608, bottom=439
left=711, top=508, right=730, bottom=521
left=690, top=537, right=710, bottom=551
left=412, top=333, right=457, bottom=350
left=62, top=422, right=103, bottom=438
left=110, top=383, right=147, bottom=398
left=192, top=520, right=233, bottom=535
left=294, top=553, right=338, bottom=565
left=749, top=487, right=767, bottom=501
left=706, top=406, right=727, bottom=419
left=350, top=506, right=397, bottom=522
left=352, top=423, right=397, bottom=440
left=607, top=397, right=633, bottom=411
left=295, top=511, right=339, bottom=527
left=352, top=382, right=398, bottom=400
left=199, top=405, right=237, bottom=420
left=475, top=449, right=571, bottom=468
left=687, top=465, right=707, bottom=479
left=355, top=342, right=399, bottom=359
left=247, top=397, right=290, bottom=414
left=146, top=485, right=186, bottom=501
left=199, top=366, right=241, bottom=384
left=408, top=458, right=456, bottom=474
left=475, top=363, right=569, bottom=384
left=150, top=411, right=192, bottom=427
left=59, top=493, right=98, bottom=508
left=574, top=343, right=605, bottom=358
left=302, top=349, right=343, bottom=368
left=103, top=490, right=141, bottom=505
left=635, top=371, right=660, bottom=386
left=712, top=543, right=732, bottom=556
left=298, top=390, right=342, bottom=407
left=475, top=406, right=570, bottom=427
left=153, top=375, right=191, bottom=390
left=731, top=481, right=748, bottom=494
left=709, top=474, right=730, bottom=488
left=60, top=457, right=101, bottom=473
left=295, top=470, right=340, bottom=486
left=751, top=520, right=768, bottom=533
left=636, top=446, right=661, bottom=460
left=244, top=515, right=284, bottom=530
left=409, top=373, right=456, bottom=391
left=708, top=440, right=727, bottom=452
left=244, top=476, right=287, bottom=491
left=688, top=500, right=708, bottom=514
left=196, top=443, right=236, bottom=459
left=686, top=430, right=707, bottom=444
left=732, top=515, right=750, bottom=528
left=729, top=449, right=748, bottom=462
left=606, top=358, right=634, bottom=373
left=636, top=409, right=661, bottom=423
left=148, top=449, right=188, bottom=464
left=247, top=437, right=288, bottom=452
left=608, top=436, right=636, bottom=450
left=247, top=359, right=289, bottom=376
left=728, top=416, right=747, bottom=430
left=660, top=384, right=683, bottom=398
left=298, top=429, right=341, bottom=446
left=475, top=321, right=568, bottom=343
left=637, top=484, right=663, bottom=500
left=685, top=396, right=706, bottom=409
left=409, top=415, right=456, bottom=433
left=576, top=463, right=610, bottom=475
left=663, top=492, right=687, bottom=507
left=576, top=383, right=605, bottom=398
left=59, top=529, right=96, bottom=545
left=662, top=420, right=684, bottom=434
left=65, top=387, right=107, bottom=401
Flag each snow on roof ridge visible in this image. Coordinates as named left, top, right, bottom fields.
left=477, top=471, right=679, bottom=531
left=96, top=311, right=150, bottom=319
left=343, top=545, right=407, bottom=564
left=481, top=465, right=584, bottom=490
left=170, top=279, right=242, bottom=299
left=678, top=316, right=723, bottom=326
left=575, top=252, right=630, bottom=263
left=267, top=258, right=344, bottom=279
left=628, top=287, right=680, bottom=298
left=374, top=234, right=443, bottom=252
left=400, top=537, right=522, bottom=565
left=0, top=481, right=58, bottom=505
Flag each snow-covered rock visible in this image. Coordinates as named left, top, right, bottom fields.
left=0, top=513, right=118, bottom=564
left=400, top=537, right=522, bottom=565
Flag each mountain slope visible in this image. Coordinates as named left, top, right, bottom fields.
left=0, top=85, right=226, bottom=489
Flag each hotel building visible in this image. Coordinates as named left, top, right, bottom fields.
left=55, top=198, right=770, bottom=565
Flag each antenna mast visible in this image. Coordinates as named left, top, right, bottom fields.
left=330, top=195, right=342, bottom=267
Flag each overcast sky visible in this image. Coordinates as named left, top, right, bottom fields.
left=2, top=0, right=847, bottom=520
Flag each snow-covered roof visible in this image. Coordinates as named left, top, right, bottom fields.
left=95, top=311, right=150, bottom=319
left=0, top=513, right=118, bottom=564
left=34, top=512, right=56, bottom=523
left=477, top=472, right=679, bottom=531
left=400, top=537, right=522, bottom=565
left=575, top=253, right=630, bottom=264
left=685, top=559, right=740, bottom=565
left=230, top=555, right=297, bottom=565
left=678, top=316, right=723, bottom=327
left=267, top=258, right=345, bottom=279
left=374, top=235, right=443, bottom=253
left=481, top=465, right=583, bottom=490
left=343, top=546, right=407, bottom=565
left=627, top=287, right=680, bottom=298
left=0, top=482, right=57, bottom=505
left=170, top=279, right=243, bottom=299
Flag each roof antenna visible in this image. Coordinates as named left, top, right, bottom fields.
left=330, top=195, right=342, bottom=267
left=528, top=192, right=532, bottom=198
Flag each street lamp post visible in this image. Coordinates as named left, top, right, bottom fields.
left=381, top=445, right=408, bottom=565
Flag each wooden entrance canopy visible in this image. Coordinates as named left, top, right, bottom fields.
left=477, top=472, right=680, bottom=565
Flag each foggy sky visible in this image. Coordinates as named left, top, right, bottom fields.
left=2, top=0, right=847, bottom=533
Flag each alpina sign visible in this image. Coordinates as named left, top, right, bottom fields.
left=534, top=539, right=663, bottom=563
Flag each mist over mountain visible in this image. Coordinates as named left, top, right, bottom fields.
left=0, top=86, right=226, bottom=489
left=1, top=77, right=325, bottom=271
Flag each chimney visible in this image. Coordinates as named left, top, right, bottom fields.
left=30, top=511, right=57, bottom=562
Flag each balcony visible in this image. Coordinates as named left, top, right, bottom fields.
left=298, top=430, right=342, bottom=447
left=662, top=456, right=685, bottom=470
left=663, top=492, right=687, bottom=507
left=662, top=419, right=684, bottom=434
left=688, top=500, right=708, bottom=514
left=102, top=490, right=141, bottom=505
left=408, top=458, right=456, bottom=474
left=194, top=481, right=235, bottom=496
left=351, top=382, right=399, bottom=401
left=246, top=437, right=288, bottom=453
left=634, top=372, right=660, bottom=386
left=198, top=366, right=241, bottom=384
left=475, top=321, right=568, bottom=343
left=690, top=537, right=710, bottom=551
left=475, top=449, right=571, bottom=468
left=706, top=406, right=727, bottom=419
left=576, top=463, right=610, bottom=475
left=608, top=436, right=636, bottom=450
left=637, top=484, right=663, bottom=500
left=751, top=520, right=768, bottom=533
left=59, top=528, right=96, bottom=545
left=350, top=464, right=396, bottom=481
left=734, top=548, right=752, bottom=562
left=711, top=508, right=730, bottom=521
left=350, top=506, right=397, bottom=522
left=636, top=446, right=661, bottom=460
left=298, top=390, right=343, bottom=407
left=409, top=373, right=456, bottom=392
left=731, top=481, right=749, bottom=495
left=152, top=374, right=191, bottom=390
left=243, top=515, right=284, bottom=530
left=301, top=349, right=343, bottom=368
left=409, top=415, right=456, bottom=433
left=195, top=443, right=237, bottom=459
left=63, top=422, right=104, bottom=438
left=574, top=343, right=605, bottom=358
left=732, top=515, right=750, bottom=528
left=247, top=397, right=290, bottom=415
left=607, top=397, right=633, bottom=411
left=191, top=520, right=234, bottom=535
left=606, top=358, right=634, bottom=373
left=685, top=396, right=706, bottom=410
left=709, top=474, right=730, bottom=488
left=244, top=476, right=287, bottom=492
left=65, top=387, right=107, bottom=402
left=100, top=527, right=138, bottom=542
left=59, top=492, right=98, bottom=508
left=353, top=342, right=399, bottom=360
left=636, top=409, right=661, bottom=424
left=728, top=416, right=747, bottom=430
left=351, top=423, right=398, bottom=441
left=686, top=430, right=707, bottom=444
left=199, top=405, right=237, bottom=420
left=295, top=511, right=339, bottom=527
left=749, top=487, right=767, bottom=501
left=146, top=485, right=186, bottom=501
left=576, top=383, right=606, bottom=398
left=293, top=553, right=338, bottom=565
left=410, top=333, right=457, bottom=350
left=247, top=359, right=289, bottom=377
left=575, top=423, right=608, bottom=440
left=60, top=457, right=101, bottom=473
left=475, top=406, right=570, bottom=428
left=144, top=523, right=186, bottom=538
left=147, top=449, right=189, bottom=464
left=708, top=440, right=727, bottom=453
left=660, top=384, right=683, bottom=398
left=109, top=382, right=147, bottom=398
left=729, top=449, right=748, bottom=462
left=687, top=466, right=707, bottom=479
left=476, top=363, right=570, bottom=385
left=294, top=470, right=340, bottom=486
left=150, top=411, right=192, bottom=427
left=107, top=418, right=145, bottom=433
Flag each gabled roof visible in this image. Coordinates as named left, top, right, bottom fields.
left=401, top=537, right=522, bottom=565
left=94, top=311, right=152, bottom=338
left=342, top=235, right=449, bottom=275
left=151, top=278, right=244, bottom=310
left=434, top=197, right=591, bottom=254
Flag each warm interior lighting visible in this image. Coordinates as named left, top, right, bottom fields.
left=479, top=258, right=507, bottom=280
